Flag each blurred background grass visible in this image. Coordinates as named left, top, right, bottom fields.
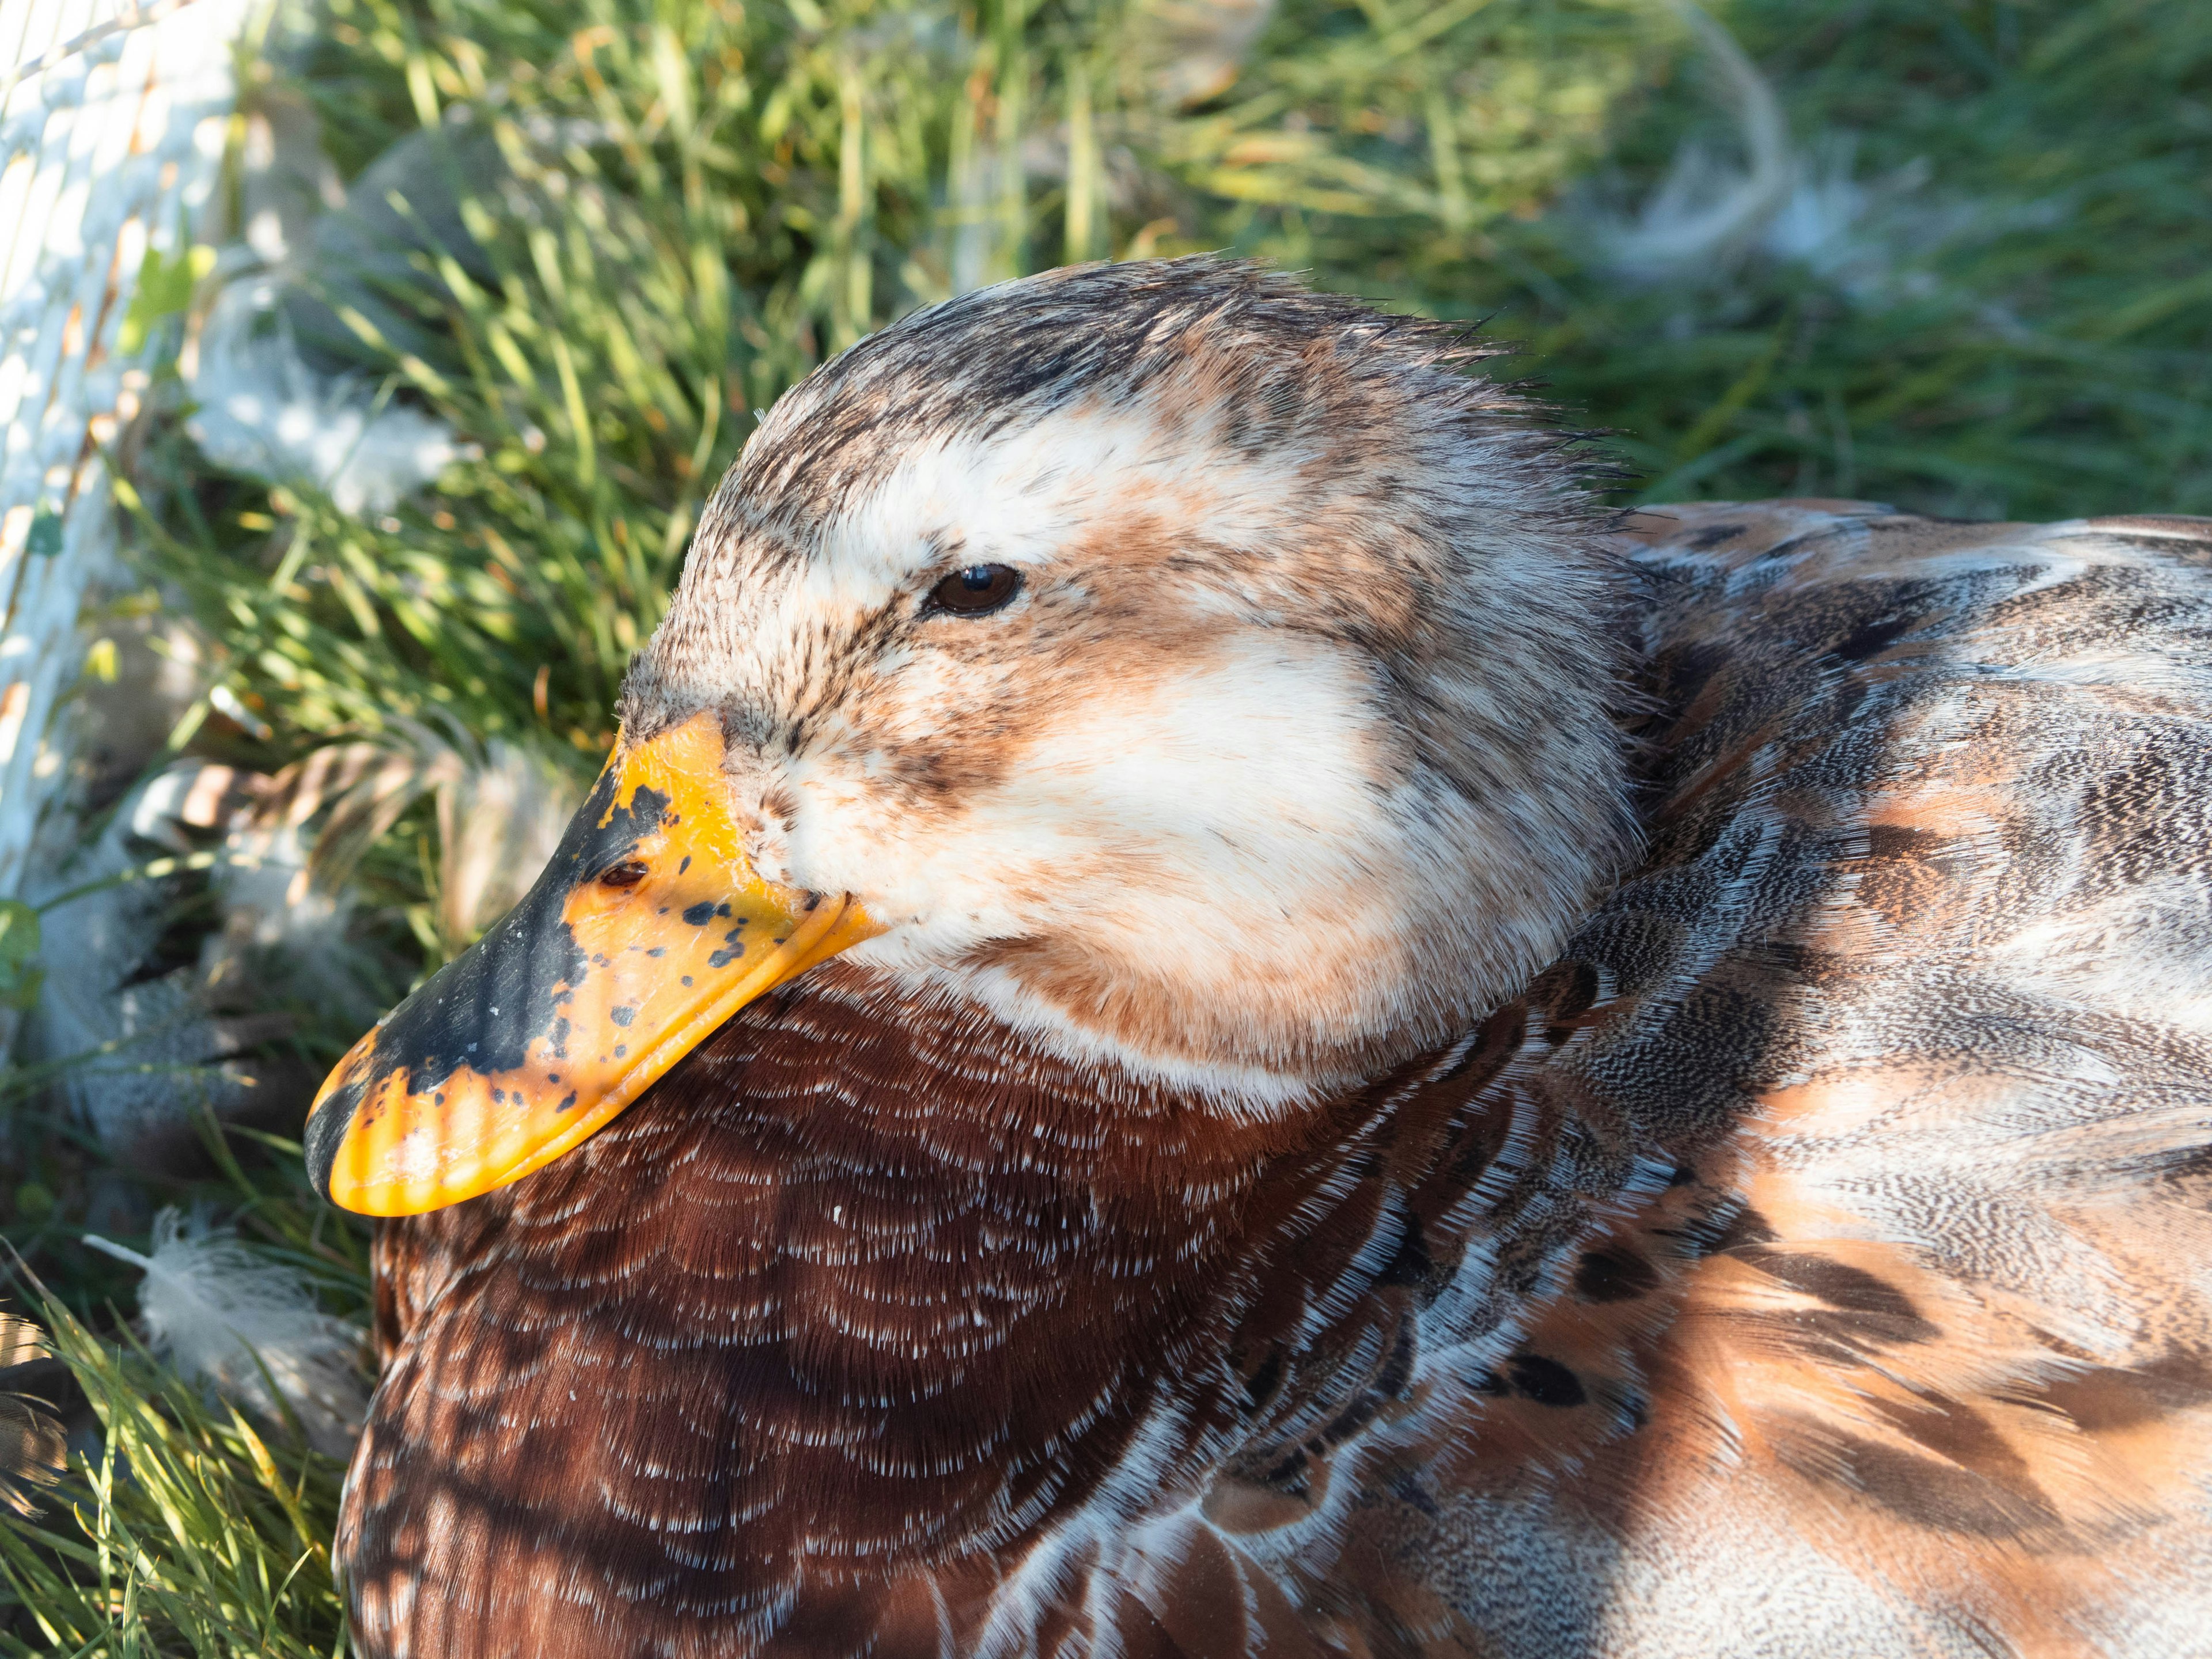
left=2, top=0, right=2209, bottom=1647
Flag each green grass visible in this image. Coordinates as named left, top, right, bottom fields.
left=1502, top=0, right=2212, bottom=516
left=0, top=1108, right=366, bottom=1653
left=0, top=1283, right=351, bottom=1658
left=5, top=0, right=2210, bottom=1648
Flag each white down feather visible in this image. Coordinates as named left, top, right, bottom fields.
left=84, top=1209, right=368, bottom=1456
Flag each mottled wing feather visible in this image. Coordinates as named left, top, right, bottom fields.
left=1250, top=503, right=2212, bottom=1658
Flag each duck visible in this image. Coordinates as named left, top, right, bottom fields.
left=304, top=256, right=2212, bottom=1658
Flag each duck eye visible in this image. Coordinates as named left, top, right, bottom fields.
left=926, top=563, right=1022, bottom=618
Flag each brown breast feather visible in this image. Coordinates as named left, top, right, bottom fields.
left=345, top=503, right=2212, bottom=1658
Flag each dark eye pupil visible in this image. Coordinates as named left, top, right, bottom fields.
left=928, top=563, right=1021, bottom=616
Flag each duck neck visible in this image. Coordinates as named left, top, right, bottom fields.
left=642, top=961, right=1349, bottom=1555
left=358, top=959, right=1573, bottom=1654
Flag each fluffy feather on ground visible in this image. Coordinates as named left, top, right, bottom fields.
left=85, top=1210, right=367, bottom=1456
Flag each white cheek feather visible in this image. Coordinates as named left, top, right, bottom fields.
left=861, top=634, right=1382, bottom=937
left=786, top=631, right=1434, bottom=1105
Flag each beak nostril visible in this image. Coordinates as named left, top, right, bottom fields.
left=600, top=861, right=649, bottom=889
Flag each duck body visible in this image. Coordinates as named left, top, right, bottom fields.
left=324, top=266, right=2212, bottom=1657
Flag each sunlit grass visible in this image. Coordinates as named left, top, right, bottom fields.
left=0, top=1285, right=351, bottom=1658
left=0, top=1108, right=366, bottom=1653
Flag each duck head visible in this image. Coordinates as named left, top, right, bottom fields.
left=306, top=256, right=1637, bottom=1215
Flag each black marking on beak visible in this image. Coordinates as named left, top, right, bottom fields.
left=302, top=766, right=673, bottom=1199
left=305, top=1076, right=361, bottom=1200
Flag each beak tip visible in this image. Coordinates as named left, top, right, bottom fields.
left=304, top=1076, right=363, bottom=1205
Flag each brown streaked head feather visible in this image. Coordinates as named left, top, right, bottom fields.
left=622, top=256, right=1639, bottom=1106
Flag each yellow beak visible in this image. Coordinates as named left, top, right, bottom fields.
left=304, top=714, right=879, bottom=1215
